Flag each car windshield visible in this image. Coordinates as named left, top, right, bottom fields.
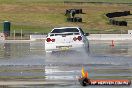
left=51, top=28, right=79, bottom=33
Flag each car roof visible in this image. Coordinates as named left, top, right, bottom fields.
left=53, top=27, right=80, bottom=29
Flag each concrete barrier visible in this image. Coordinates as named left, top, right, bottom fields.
left=30, top=35, right=47, bottom=41
left=30, top=34, right=132, bottom=41
left=87, top=34, right=132, bottom=40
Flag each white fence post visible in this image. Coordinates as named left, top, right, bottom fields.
left=14, top=30, right=15, bottom=40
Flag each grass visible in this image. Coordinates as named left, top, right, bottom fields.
left=0, top=0, right=132, bottom=34
left=1, top=0, right=132, bottom=4
left=64, top=0, right=132, bottom=3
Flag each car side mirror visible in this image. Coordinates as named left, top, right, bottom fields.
left=84, top=33, right=89, bottom=36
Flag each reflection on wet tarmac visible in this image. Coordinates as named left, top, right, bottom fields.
left=0, top=40, right=131, bottom=88
left=0, top=43, right=30, bottom=59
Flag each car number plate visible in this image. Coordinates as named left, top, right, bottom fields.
left=59, top=47, right=70, bottom=50
left=56, top=45, right=72, bottom=51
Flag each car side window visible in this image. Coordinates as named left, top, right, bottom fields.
left=79, top=28, right=85, bottom=35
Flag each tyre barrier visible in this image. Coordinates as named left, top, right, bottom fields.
left=67, top=18, right=74, bottom=22
left=0, top=33, right=5, bottom=40
left=74, top=17, right=82, bottom=22
left=65, top=9, right=83, bottom=22
left=106, top=11, right=130, bottom=26
left=75, top=9, right=82, bottom=14
left=79, top=77, right=91, bottom=86
left=109, top=19, right=127, bottom=26
left=106, top=11, right=130, bottom=18
left=65, top=9, right=83, bottom=15
left=67, top=17, right=82, bottom=22
left=79, top=67, right=131, bottom=86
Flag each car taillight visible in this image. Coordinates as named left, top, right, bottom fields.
left=73, top=37, right=77, bottom=41
left=77, top=36, right=82, bottom=41
left=46, top=38, right=55, bottom=42
left=73, top=36, right=82, bottom=41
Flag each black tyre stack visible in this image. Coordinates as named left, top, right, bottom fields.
left=74, top=17, right=82, bottom=22
left=75, top=9, right=82, bottom=14
left=65, top=9, right=83, bottom=22
left=109, top=19, right=127, bottom=26
left=106, top=11, right=130, bottom=26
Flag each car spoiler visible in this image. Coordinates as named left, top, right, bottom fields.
left=48, top=32, right=80, bottom=36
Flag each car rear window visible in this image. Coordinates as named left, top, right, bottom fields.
left=51, top=28, right=79, bottom=33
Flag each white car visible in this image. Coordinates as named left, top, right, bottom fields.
left=45, top=27, right=89, bottom=54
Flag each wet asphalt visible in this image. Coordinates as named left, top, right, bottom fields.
left=0, top=40, right=131, bottom=88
